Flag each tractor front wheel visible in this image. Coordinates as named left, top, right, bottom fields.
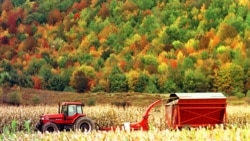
left=42, top=122, right=59, bottom=133
left=74, top=117, right=95, bottom=132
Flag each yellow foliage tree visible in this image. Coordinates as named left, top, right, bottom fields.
left=126, top=70, right=140, bottom=92
left=79, top=65, right=96, bottom=78
left=177, top=51, right=184, bottom=61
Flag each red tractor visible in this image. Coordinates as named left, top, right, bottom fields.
left=36, top=102, right=95, bottom=132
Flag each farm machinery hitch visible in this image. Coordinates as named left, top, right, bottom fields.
left=97, top=99, right=162, bottom=131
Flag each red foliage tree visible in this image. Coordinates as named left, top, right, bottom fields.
left=71, top=0, right=89, bottom=11
left=24, top=24, right=34, bottom=36
left=0, top=36, right=9, bottom=45
left=7, top=8, right=24, bottom=34
left=47, top=9, right=62, bottom=25
left=7, top=11, right=18, bottom=34
left=9, top=37, right=17, bottom=47
left=32, top=76, right=42, bottom=89
left=1, top=0, right=13, bottom=12
left=119, top=60, right=127, bottom=70
left=87, top=79, right=96, bottom=90
left=170, top=59, right=178, bottom=69
left=74, top=12, right=80, bottom=20
left=98, top=3, right=109, bottom=19
left=42, top=38, right=49, bottom=48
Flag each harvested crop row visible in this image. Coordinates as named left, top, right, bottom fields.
left=0, top=105, right=249, bottom=132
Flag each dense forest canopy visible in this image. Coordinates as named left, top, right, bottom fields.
left=0, top=0, right=250, bottom=97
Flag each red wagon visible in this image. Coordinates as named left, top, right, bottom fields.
left=165, top=92, right=227, bottom=129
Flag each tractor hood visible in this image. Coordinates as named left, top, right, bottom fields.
left=40, top=113, right=64, bottom=121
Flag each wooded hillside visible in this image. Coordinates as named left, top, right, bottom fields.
left=0, top=0, right=250, bottom=97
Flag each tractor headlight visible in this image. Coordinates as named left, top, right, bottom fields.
left=40, top=116, right=49, bottom=120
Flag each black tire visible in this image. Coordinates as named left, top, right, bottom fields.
left=35, top=122, right=42, bottom=132
left=42, top=122, right=59, bottom=133
left=74, top=117, right=95, bottom=132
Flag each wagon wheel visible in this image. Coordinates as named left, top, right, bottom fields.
left=42, top=122, right=59, bottom=133
left=74, top=117, right=95, bottom=132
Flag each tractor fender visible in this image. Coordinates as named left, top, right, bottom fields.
left=72, top=114, right=85, bottom=123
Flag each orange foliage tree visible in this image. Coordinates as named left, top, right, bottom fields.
left=32, top=76, right=43, bottom=89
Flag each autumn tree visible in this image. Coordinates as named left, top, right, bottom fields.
left=144, top=75, right=159, bottom=93
left=139, top=15, right=160, bottom=40
left=198, top=35, right=210, bottom=49
left=106, top=34, right=123, bottom=53
left=123, top=0, right=137, bottom=12
left=70, top=70, right=89, bottom=92
left=217, top=23, right=238, bottom=41
left=11, top=0, right=26, bottom=7
left=79, top=65, right=96, bottom=79
left=181, top=57, right=195, bottom=72
left=25, top=58, right=46, bottom=76
left=71, top=0, right=89, bottom=11
left=213, top=63, right=244, bottom=96
left=47, top=9, right=62, bottom=25
left=16, top=74, right=33, bottom=88
left=126, top=70, right=139, bottom=92
left=161, top=79, right=177, bottom=93
left=0, top=60, right=12, bottom=86
left=20, top=36, right=38, bottom=52
left=32, top=75, right=43, bottom=89
left=134, top=72, right=149, bottom=92
left=24, top=12, right=47, bottom=24
left=141, top=54, right=158, bottom=74
left=7, top=9, right=23, bottom=34
left=133, top=0, right=155, bottom=10
left=167, top=63, right=183, bottom=92
left=182, top=69, right=210, bottom=92
left=230, top=63, right=244, bottom=95
left=244, top=70, right=250, bottom=94
left=98, top=3, right=109, bottom=19
left=38, top=64, right=52, bottom=83
left=94, top=58, right=104, bottom=71
left=1, top=0, right=13, bottom=12
left=47, top=74, right=66, bottom=91
left=57, top=0, right=77, bottom=12
left=24, top=24, right=37, bottom=36
left=213, top=67, right=232, bottom=95
left=108, top=66, right=128, bottom=92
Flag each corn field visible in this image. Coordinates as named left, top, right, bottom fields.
left=0, top=104, right=249, bottom=141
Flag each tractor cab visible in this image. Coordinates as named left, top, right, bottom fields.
left=36, top=102, right=94, bottom=132
left=60, top=102, right=85, bottom=117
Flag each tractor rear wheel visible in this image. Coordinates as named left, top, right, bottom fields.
left=42, top=122, right=59, bottom=133
left=74, top=117, right=95, bottom=132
